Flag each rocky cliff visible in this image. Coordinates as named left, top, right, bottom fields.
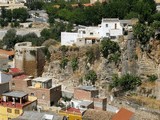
left=42, top=37, right=160, bottom=100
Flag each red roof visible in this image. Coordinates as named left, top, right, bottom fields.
left=10, top=68, right=22, bottom=73
left=67, top=107, right=81, bottom=113
left=112, top=108, right=134, bottom=120
left=0, top=49, right=14, bottom=56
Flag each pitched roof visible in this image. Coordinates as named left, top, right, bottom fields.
left=82, top=109, right=114, bottom=120
left=0, top=49, right=14, bottom=56
left=112, top=108, right=134, bottom=120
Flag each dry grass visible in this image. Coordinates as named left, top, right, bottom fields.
left=127, top=95, right=160, bottom=109
left=140, top=81, right=156, bottom=88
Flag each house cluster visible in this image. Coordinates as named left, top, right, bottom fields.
left=61, top=18, right=138, bottom=46
left=0, top=41, right=136, bottom=120
left=0, top=0, right=27, bottom=10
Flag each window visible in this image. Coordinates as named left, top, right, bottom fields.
left=15, top=109, right=20, bottom=114
left=106, top=24, right=108, bottom=27
left=111, top=36, right=116, bottom=39
left=106, top=33, right=110, bottom=37
left=7, top=108, right=12, bottom=113
left=115, top=23, right=117, bottom=29
left=31, top=93, right=34, bottom=96
left=90, top=32, right=93, bottom=35
left=12, top=82, right=15, bottom=87
left=83, top=31, right=86, bottom=34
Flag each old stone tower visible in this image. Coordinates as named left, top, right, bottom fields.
left=14, top=42, right=45, bottom=77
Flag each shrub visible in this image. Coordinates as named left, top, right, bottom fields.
left=85, top=70, right=97, bottom=85
left=71, top=57, right=78, bottom=72
left=60, top=57, right=68, bottom=69
left=100, top=38, right=120, bottom=59
left=147, top=74, right=158, bottom=82
left=110, top=73, right=141, bottom=91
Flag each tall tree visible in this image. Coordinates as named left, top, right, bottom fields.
left=2, top=29, right=17, bottom=50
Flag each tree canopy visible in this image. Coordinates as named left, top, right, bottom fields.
left=110, top=74, right=141, bottom=91
left=85, top=70, right=97, bottom=85
left=45, top=0, right=156, bottom=26
left=100, top=38, right=120, bottom=59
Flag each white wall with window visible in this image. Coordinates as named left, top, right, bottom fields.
left=99, top=18, right=123, bottom=38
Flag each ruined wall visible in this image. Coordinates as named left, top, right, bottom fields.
left=14, top=42, right=45, bottom=77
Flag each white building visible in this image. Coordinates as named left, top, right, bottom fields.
left=61, top=18, right=123, bottom=46
left=61, top=32, right=78, bottom=46
left=99, top=18, right=123, bottom=39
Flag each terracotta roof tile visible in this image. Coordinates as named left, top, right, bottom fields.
left=112, top=108, right=134, bottom=120
left=0, top=49, right=14, bottom=56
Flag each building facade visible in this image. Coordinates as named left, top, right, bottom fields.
left=61, top=18, right=123, bottom=46
left=10, top=76, right=62, bottom=107
left=71, top=86, right=107, bottom=111
left=14, top=42, right=45, bottom=77
left=0, top=72, right=12, bottom=84
left=0, top=91, right=37, bottom=120
left=0, top=0, right=27, bottom=9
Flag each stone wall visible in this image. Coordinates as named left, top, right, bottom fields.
left=14, top=42, right=45, bottom=77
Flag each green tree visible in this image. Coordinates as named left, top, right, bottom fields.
left=40, top=28, right=51, bottom=40
left=71, top=57, right=79, bottom=72
left=133, top=23, right=154, bottom=45
left=100, top=38, right=120, bottom=58
left=110, top=73, right=141, bottom=91
left=13, top=8, right=29, bottom=22
left=5, top=9, right=12, bottom=22
left=85, top=70, right=97, bottom=85
left=22, top=33, right=44, bottom=46
left=27, top=1, right=44, bottom=10
left=2, top=29, right=17, bottom=50
left=0, top=18, right=8, bottom=27
left=1, top=7, right=6, bottom=19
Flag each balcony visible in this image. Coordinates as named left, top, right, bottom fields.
left=0, top=91, right=37, bottom=109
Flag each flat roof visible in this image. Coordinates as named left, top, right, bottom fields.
left=32, top=77, right=52, bottom=82
left=2, top=91, right=27, bottom=98
left=79, top=101, right=93, bottom=106
left=12, top=111, right=63, bottom=120
left=102, top=18, right=119, bottom=22
left=78, top=85, right=97, bottom=91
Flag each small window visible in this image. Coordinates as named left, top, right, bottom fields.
left=106, top=33, right=110, bottom=37
left=115, top=23, right=117, bottom=29
left=7, top=108, right=12, bottom=113
left=12, top=82, right=15, bottom=87
left=90, top=32, right=93, bottom=35
left=15, top=109, right=20, bottom=114
left=83, top=31, right=86, bottom=34
left=106, top=24, right=108, bottom=27
left=31, top=93, right=34, bottom=96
